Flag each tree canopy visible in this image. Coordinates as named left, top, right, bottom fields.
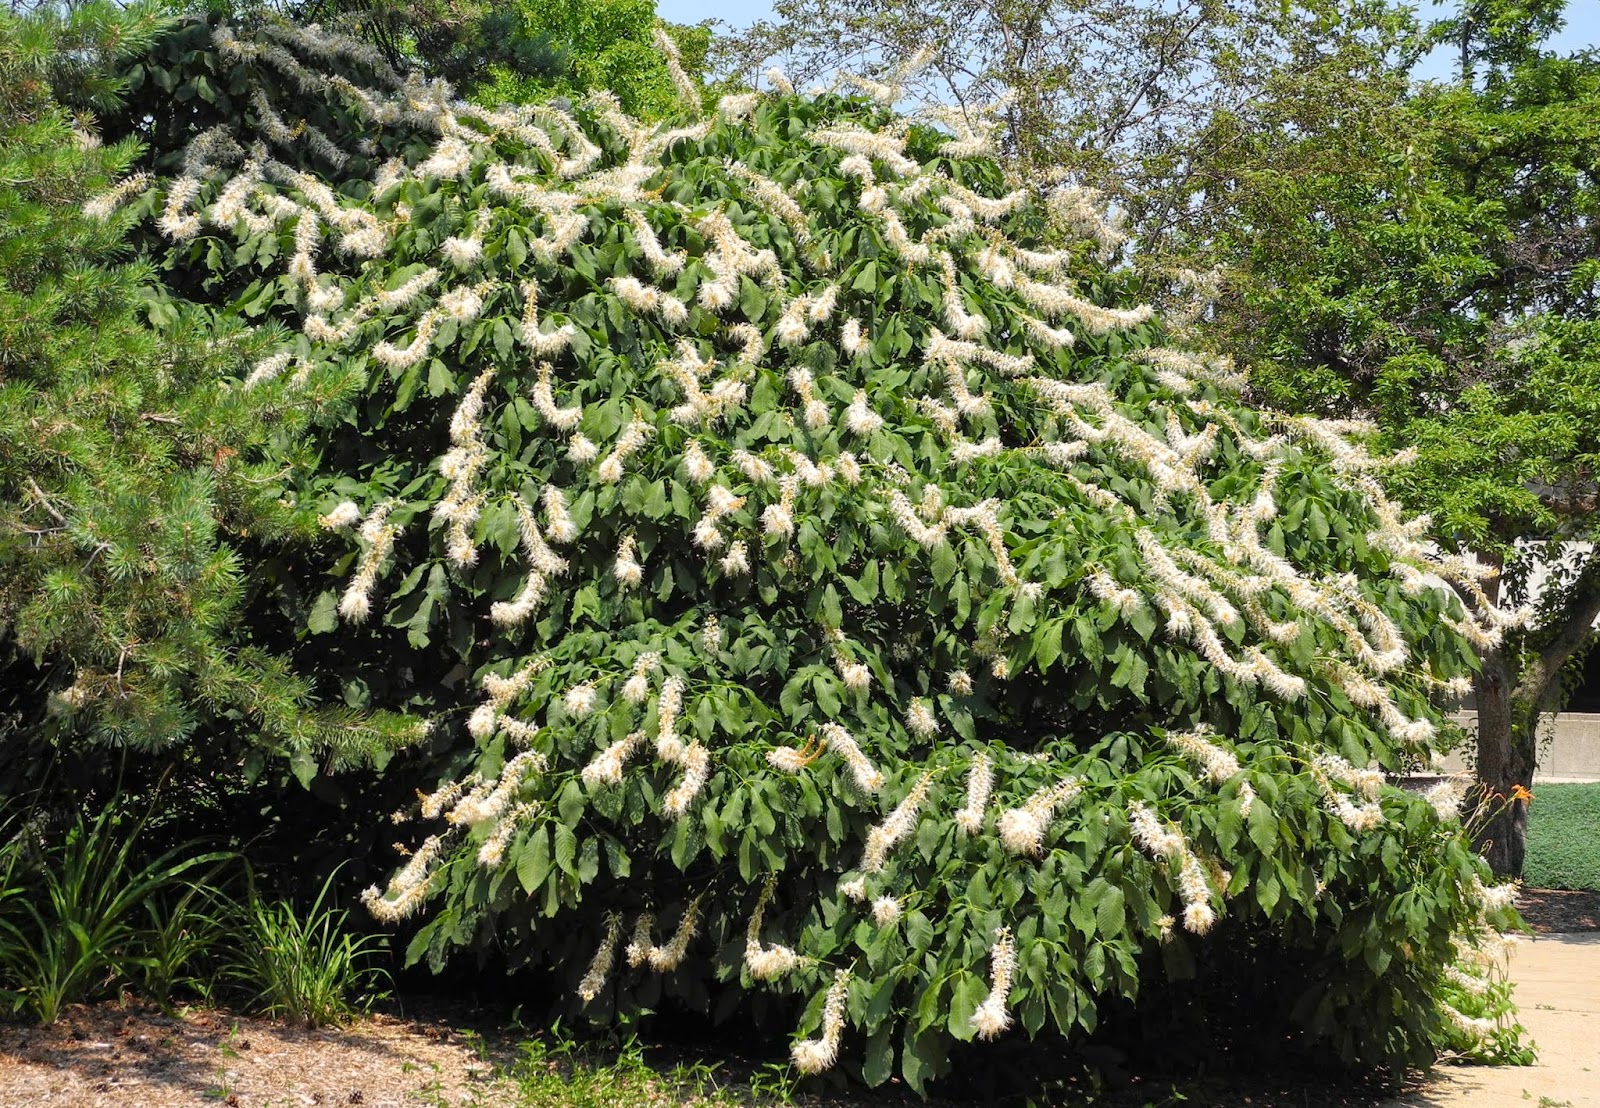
left=73, top=15, right=1537, bottom=1085
left=1152, top=0, right=1600, bottom=874
left=281, top=0, right=711, bottom=116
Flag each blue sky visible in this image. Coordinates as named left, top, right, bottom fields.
left=658, top=0, right=1598, bottom=77
left=656, top=0, right=771, bottom=29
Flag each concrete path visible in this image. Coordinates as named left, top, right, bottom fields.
left=1389, top=933, right=1600, bottom=1107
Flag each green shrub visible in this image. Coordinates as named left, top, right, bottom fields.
left=1524, top=782, right=1600, bottom=891
left=102, top=18, right=1526, bottom=1087
left=223, top=868, right=390, bottom=1026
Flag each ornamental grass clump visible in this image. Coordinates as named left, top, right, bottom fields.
left=105, top=17, right=1525, bottom=1087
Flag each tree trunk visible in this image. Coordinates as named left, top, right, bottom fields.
left=1473, top=651, right=1535, bottom=877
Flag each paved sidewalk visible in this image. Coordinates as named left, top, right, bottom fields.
left=1389, top=933, right=1600, bottom=1107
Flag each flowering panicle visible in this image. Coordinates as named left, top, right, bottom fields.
left=419, top=778, right=470, bottom=821
left=904, top=698, right=938, bottom=737
left=476, top=802, right=533, bottom=867
left=441, top=227, right=483, bottom=267
left=1164, top=725, right=1241, bottom=785
left=871, top=895, right=902, bottom=927
left=732, top=449, right=775, bottom=484
left=762, top=476, right=798, bottom=538
left=540, top=485, right=577, bottom=543
left=624, top=208, right=686, bottom=274
left=662, top=739, right=713, bottom=816
left=1237, top=780, right=1256, bottom=819
left=339, top=502, right=402, bottom=622
left=1013, top=274, right=1154, bottom=333
left=614, top=534, right=644, bottom=588
left=447, top=750, right=546, bottom=827
left=1423, top=777, right=1470, bottom=821
left=955, top=751, right=992, bottom=834
left=1176, top=850, right=1217, bottom=934
left=654, top=676, right=687, bottom=761
left=888, top=490, right=948, bottom=548
left=970, top=928, right=1016, bottom=1039
left=766, top=744, right=812, bottom=773
left=567, top=434, right=598, bottom=463
left=361, top=832, right=448, bottom=921
left=702, top=614, right=723, bottom=654
left=432, top=370, right=495, bottom=567
left=1470, top=876, right=1518, bottom=914
left=938, top=253, right=988, bottom=339
left=624, top=912, right=655, bottom=968
left=84, top=172, right=155, bottom=221
left=1128, top=803, right=1217, bottom=933
left=563, top=682, right=598, bottom=718
left=1084, top=567, right=1144, bottom=616
left=1439, top=1001, right=1497, bottom=1043
left=997, top=776, right=1084, bottom=855
left=819, top=723, right=885, bottom=793
left=811, top=123, right=921, bottom=176
left=480, top=658, right=548, bottom=708
left=745, top=878, right=803, bottom=980
left=644, top=894, right=705, bottom=972
left=318, top=500, right=362, bottom=530
left=707, top=536, right=745, bottom=575
left=683, top=440, right=715, bottom=484
left=578, top=913, right=624, bottom=1003
left=519, top=282, right=578, bottom=358
left=861, top=771, right=933, bottom=872
left=826, top=630, right=872, bottom=692
left=791, top=970, right=850, bottom=1074
left=1128, top=801, right=1185, bottom=860
left=597, top=417, right=654, bottom=483
left=489, top=495, right=565, bottom=626
left=582, top=731, right=644, bottom=790
left=727, top=162, right=812, bottom=246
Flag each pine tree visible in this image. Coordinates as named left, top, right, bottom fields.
left=0, top=1, right=416, bottom=778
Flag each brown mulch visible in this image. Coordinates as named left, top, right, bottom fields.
left=1516, top=887, right=1600, bottom=934
left=0, top=1000, right=509, bottom=1108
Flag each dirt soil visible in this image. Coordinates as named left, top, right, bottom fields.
left=0, top=1001, right=506, bottom=1108
left=1517, top=887, right=1600, bottom=933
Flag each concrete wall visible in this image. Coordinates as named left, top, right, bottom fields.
left=1439, top=711, right=1600, bottom=783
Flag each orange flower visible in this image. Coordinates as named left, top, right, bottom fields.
left=1510, top=784, right=1534, bottom=805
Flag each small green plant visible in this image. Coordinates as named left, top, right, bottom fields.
left=0, top=804, right=231, bottom=1022
left=498, top=1033, right=745, bottom=1108
left=222, top=868, right=390, bottom=1026
left=137, top=879, right=234, bottom=1008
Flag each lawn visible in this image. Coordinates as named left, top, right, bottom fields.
left=1524, top=783, right=1600, bottom=890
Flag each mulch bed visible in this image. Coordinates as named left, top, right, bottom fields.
left=0, top=1000, right=507, bottom=1108
left=1516, top=887, right=1600, bottom=933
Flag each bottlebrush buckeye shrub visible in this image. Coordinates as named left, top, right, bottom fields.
left=103, top=18, right=1528, bottom=1087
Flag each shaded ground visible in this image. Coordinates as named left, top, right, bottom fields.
left=1519, top=888, right=1600, bottom=934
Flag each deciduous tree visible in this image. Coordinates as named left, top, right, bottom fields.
left=100, top=17, right=1530, bottom=1081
